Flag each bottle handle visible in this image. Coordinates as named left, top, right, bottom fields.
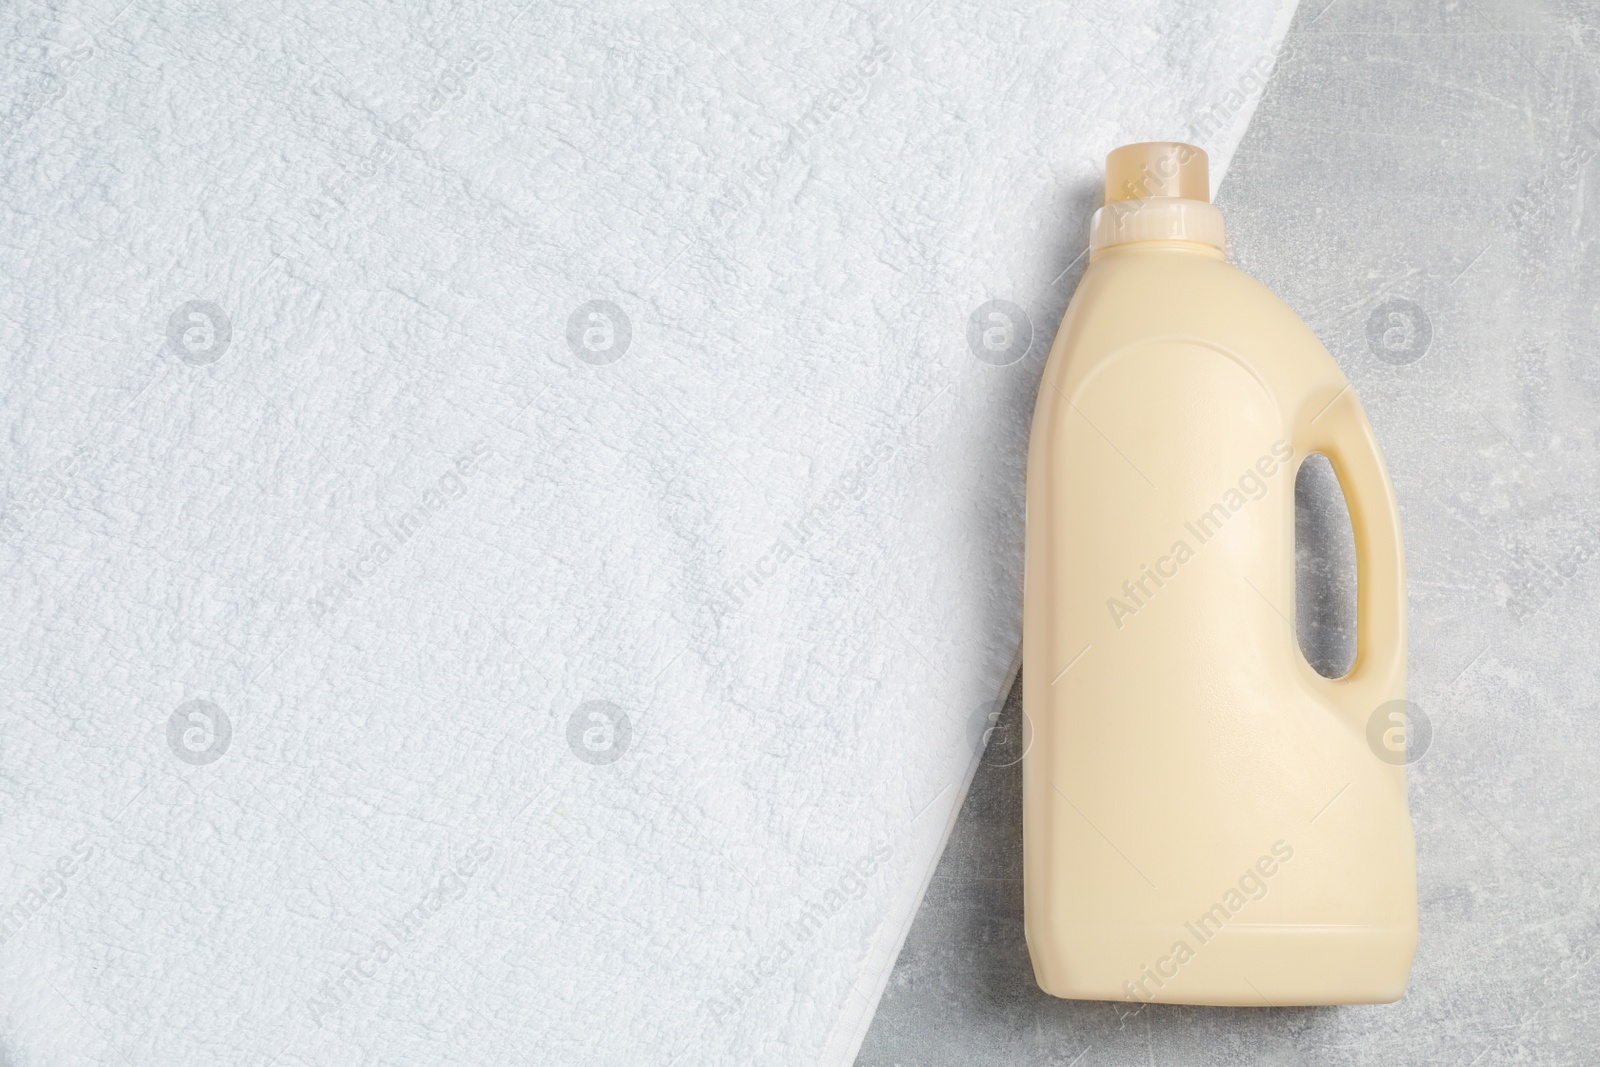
left=1294, top=386, right=1407, bottom=718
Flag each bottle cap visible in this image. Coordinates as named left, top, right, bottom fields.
left=1089, top=141, right=1224, bottom=255
left=1103, top=142, right=1210, bottom=205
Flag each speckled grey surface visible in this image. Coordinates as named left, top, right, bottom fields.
left=856, top=0, right=1600, bottom=1063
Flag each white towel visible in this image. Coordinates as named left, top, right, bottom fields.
left=0, top=0, right=1296, bottom=1063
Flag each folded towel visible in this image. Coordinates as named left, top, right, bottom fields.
left=0, top=0, right=1296, bottom=1062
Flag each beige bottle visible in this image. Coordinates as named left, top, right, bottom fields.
left=1022, top=143, right=1416, bottom=1007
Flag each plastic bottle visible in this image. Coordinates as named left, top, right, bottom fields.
left=1021, top=142, right=1416, bottom=1006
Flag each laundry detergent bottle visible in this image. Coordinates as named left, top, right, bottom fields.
left=1021, top=142, right=1416, bottom=1006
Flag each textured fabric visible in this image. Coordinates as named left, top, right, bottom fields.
left=0, top=0, right=1295, bottom=1063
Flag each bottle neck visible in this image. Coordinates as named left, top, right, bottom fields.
left=1088, top=241, right=1227, bottom=266
left=1088, top=197, right=1227, bottom=258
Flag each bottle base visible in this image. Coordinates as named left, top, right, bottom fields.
left=1028, top=921, right=1416, bottom=1007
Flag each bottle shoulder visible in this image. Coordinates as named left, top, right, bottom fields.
left=1040, top=249, right=1344, bottom=414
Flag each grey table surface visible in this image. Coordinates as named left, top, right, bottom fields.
left=856, top=0, right=1600, bottom=1063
